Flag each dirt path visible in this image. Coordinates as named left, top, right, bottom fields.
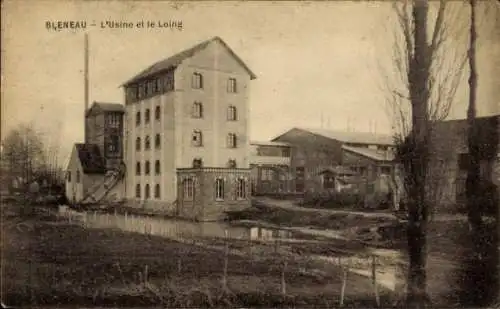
left=255, top=197, right=396, bottom=219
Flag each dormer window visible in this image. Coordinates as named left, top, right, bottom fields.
left=192, top=72, right=203, bottom=89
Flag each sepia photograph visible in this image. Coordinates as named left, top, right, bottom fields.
left=1, top=0, right=499, bottom=308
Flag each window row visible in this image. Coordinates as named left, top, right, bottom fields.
left=182, top=177, right=247, bottom=200
left=136, top=106, right=161, bottom=126
left=191, top=131, right=238, bottom=148
left=190, top=158, right=237, bottom=168
left=135, top=103, right=238, bottom=125
left=135, top=183, right=161, bottom=199
left=191, top=102, right=237, bottom=121
left=191, top=72, right=238, bottom=93
left=136, top=160, right=161, bottom=175
left=136, top=134, right=161, bottom=151
left=127, top=71, right=175, bottom=103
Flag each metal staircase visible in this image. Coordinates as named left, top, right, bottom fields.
left=80, top=163, right=126, bottom=205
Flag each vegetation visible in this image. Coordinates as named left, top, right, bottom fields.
left=1, top=203, right=393, bottom=307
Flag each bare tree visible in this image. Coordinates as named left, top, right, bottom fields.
left=458, top=0, right=500, bottom=306
left=379, top=0, right=468, bottom=307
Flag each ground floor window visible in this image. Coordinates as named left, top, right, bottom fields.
left=183, top=178, right=194, bottom=200
left=215, top=178, right=225, bottom=200
left=135, top=184, right=141, bottom=198
left=236, top=178, right=246, bottom=199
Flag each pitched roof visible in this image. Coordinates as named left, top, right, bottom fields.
left=122, top=36, right=257, bottom=87
left=85, top=102, right=124, bottom=117
left=250, top=140, right=291, bottom=147
left=273, top=127, right=395, bottom=146
left=75, top=143, right=106, bottom=174
left=342, top=145, right=396, bottom=162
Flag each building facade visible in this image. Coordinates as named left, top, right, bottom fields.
left=271, top=127, right=395, bottom=194
left=121, top=36, right=256, bottom=220
left=249, top=141, right=292, bottom=195
left=429, top=114, right=500, bottom=211
left=66, top=102, right=126, bottom=204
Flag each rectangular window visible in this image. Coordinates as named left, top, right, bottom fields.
left=144, top=135, right=151, bottom=150
left=154, top=184, right=160, bottom=198
left=236, top=178, right=246, bottom=199
left=145, top=161, right=150, bottom=175
left=136, top=162, right=141, bottom=175
left=136, top=137, right=141, bottom=151
left=136, top=184, right=141, bottom=198
left=155, top=106, right=161, bottom=120
left=155, top=134, right=161, bottom=149
left=192, top=102, right=203, bottom=118
left=136, top=111, right=141, bottom=126
left=227, top=78, right=237, bottom=93
left=145, top=109, right=150, bottom=124
left=227, top=133, right=237, bottom=148
left=76, top=171, right=81, bottom=183
left=67, top=171, right=71, bottom=182
left=192, top=72, right=203, bottom=89
left=323, top=175, right=335, bottom=189
left=192, top=130, right=203, bottom=147
left=183, top=178, right=194, bottom=200
left=155, top=160, right=160, bottom=175
left=227, top=106, right=237, bottom=121
left=145, top=184, right=150, bottom=199
left=215, top=178, right=225, bottom=200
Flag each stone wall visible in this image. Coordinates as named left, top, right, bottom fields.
left=177, top=168, right=251, bottom=221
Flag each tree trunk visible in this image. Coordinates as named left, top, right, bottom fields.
left=405, top=0, right=431, bottom=307
left=466, top=0, right=481, bottom=233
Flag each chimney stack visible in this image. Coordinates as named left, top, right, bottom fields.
left=84, top=32, right=89, bottom=143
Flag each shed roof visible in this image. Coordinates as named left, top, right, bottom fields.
left=342, top=145, right=396, bottom=162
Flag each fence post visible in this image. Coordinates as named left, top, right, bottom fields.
left=372, top=255, right=380, bottom=307
left=222, top=229, right=229, bottom=291
left=281, top=259, right=287, bottom=296
left=340, top=256, right=347, bottom=307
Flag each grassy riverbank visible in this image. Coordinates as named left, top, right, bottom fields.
left=1, top=203, right=394, bottom=307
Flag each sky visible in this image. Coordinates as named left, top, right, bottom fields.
left=2, top=0, right=499, bottom=166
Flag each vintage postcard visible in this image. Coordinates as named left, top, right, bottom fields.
left=1, top=0, right=499, bottom=308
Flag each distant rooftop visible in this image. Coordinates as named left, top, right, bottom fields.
left=250, top=140, right=291, bottom=147
left=342, top=145, right=396, bottom=162
left=273, top=127, right=395, bottom=146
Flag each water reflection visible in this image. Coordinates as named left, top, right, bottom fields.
left=58, top=206, right=293, bottom=241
